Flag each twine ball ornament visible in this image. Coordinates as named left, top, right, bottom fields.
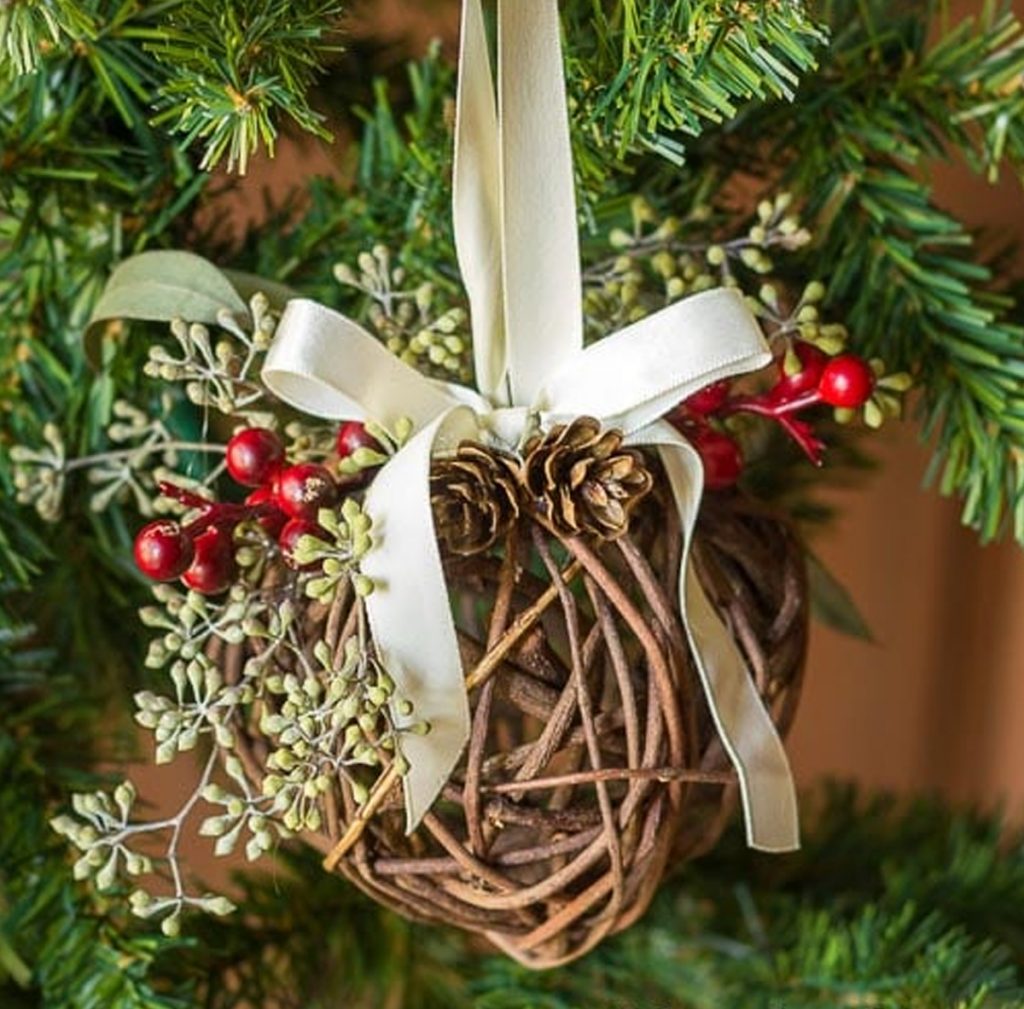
left=224, top=423, right=807, bottom=969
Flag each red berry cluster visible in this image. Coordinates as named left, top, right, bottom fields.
left=135, top=423, right=385, bottom=594
left=134, top=422, right=386, bottom=593
left=671, top=345, right=879, bottom=490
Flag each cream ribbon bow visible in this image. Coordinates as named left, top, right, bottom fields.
left=262, top=0, right=800, bottom=852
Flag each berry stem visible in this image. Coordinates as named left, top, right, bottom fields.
left=721, top=395, right=827, bottom=465
left=156, top=481, right=274, bottom=537
left=157, top=482, right=218, bottom=511
left=64, top=442, right=226, bottom=473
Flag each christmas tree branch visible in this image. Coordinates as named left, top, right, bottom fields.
left=565, top=0, right=828, bottom=178
left=726, top=0, right=1024, bottom=543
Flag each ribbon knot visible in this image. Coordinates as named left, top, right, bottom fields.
left=475, top=407, right=534, bottom=449
left=262, top=0, right=800, bottom=852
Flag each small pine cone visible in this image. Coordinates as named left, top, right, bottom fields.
left=523, top=417, right=654, bottom=540
left=431, top=443, right=521, bottom=556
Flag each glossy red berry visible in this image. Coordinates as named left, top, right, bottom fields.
left=683, top=379, right=732, bottom=416
left=278, top=518, right=326, bottom=569
left=181, top=527, right=237, bottom=595
left=336, top=421, right=382, bottom=460
left=772, top=343, right=829, bottom=403
left=226, top=427, right=285, bottom=488
left=273, top=463, right=338, bottom=521
left=134, top=521, right=195, bottom=582
left=818, top=354, right=875, bottom=408
left=245, top=486, right=287, bottom=537
left=691, top=427, right=744, bottom=490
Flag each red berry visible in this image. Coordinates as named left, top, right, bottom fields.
left=336, top=421, right=382, bottom=460
left=772, top=343, right=829, bottom=403
left=683, top=379, right=732, bottom=416
left=226, top=428, right=285, bottom=488
left=245, top=486, right=288, bottom=537
left=691, top=428, right=744, bottom=490
left=818, top=354, right=876, bottom=408
left=278, top=518, right=326, bottom=569
left=181, top=527, right=237, bottom=595
left=274, top=463, right=338, bottom=521
left=134, top=521, right=195, bottom=582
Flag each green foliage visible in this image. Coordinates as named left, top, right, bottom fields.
left=150, top=0, right=343, bottom=173
left=565, top=0, right=828, bottom=177
left=0, top=622, right=192, bottom=1009
left=238, top=43, right=459, bottom=298
left=0, top=0, right=96, bottom=76
left=0, top=0, right=343, bottom=173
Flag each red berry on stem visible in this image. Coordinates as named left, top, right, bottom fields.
left=771, top=343, right=829, bottom=403
left=181, top=527, right=237, bottom=595
left=683, top=379, right=732, bottom=417
left=226, top=427, right=285, bottom=488
left=691, top=428, right=744, bottom=490
left=336, top=421, right=382, bottom=460
left=818, top=354, right=875, bottom=408
left=245, top=486, right=287, bottom=536
left=278, top=518, right=326, bottom=569
left=274, top=463, right=338, bottom=521
left=134, top=521, right=194, bottom=582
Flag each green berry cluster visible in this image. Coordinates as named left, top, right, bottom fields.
left=334, top=245, right=473, bottom=383
left=294, top=502, right=376, bottom=602
left=143, top=293, right=277, bottom=420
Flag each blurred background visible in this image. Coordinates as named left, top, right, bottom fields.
left=148, top=0, right=1024, bottom=824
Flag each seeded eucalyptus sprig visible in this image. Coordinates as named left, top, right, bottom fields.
left=10, top=404, right=227, bottom=523
left=48, top=488, right=412, bottom=933
left=581, top=192, right=815, bottom=339
left=143, top=294, right=279, bottom=421
left=297, top=502, right=376, bottom=603
left=51, top=755, right=238, bottom=938
left=335, top=245, right=472, bottom=384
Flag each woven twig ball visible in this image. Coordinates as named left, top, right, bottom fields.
left=222, top=453, right=807, bottom=969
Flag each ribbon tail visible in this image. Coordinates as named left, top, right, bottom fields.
left=643, top=422, right=800, bottom=852
left=360, top=406, right=482, bottom=832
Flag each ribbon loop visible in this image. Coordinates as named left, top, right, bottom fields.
left=454, top=0, right=505, bottom=402
left=263, top=300, right=461, bottom=430
left=539, top=288, right=771, bottom=434
left=498, top=0, right=583, bottom=404
left=641, top=422, right=801, bottom=851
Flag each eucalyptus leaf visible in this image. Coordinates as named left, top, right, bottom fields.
left=84, top=252, right=252, bottom=367
left=807, top=552, right=874, bottom=642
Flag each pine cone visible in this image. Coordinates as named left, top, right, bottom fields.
left=431, top=443, right=522, bottom=556
left=523, top=417, right=654, bottom=540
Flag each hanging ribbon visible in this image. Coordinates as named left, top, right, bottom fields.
left=261, top=0, right=800, bottom=852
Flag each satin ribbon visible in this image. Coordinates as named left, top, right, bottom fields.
left=262, top=0, right=800, bottom=852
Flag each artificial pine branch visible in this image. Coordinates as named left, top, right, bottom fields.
left=0, top=0, right=344, bottom=173
left=0, top=0, right=96, bottom=76
left=150, top=0, right=344, bottom=173
left=564, top=0, right=828, bottom=179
